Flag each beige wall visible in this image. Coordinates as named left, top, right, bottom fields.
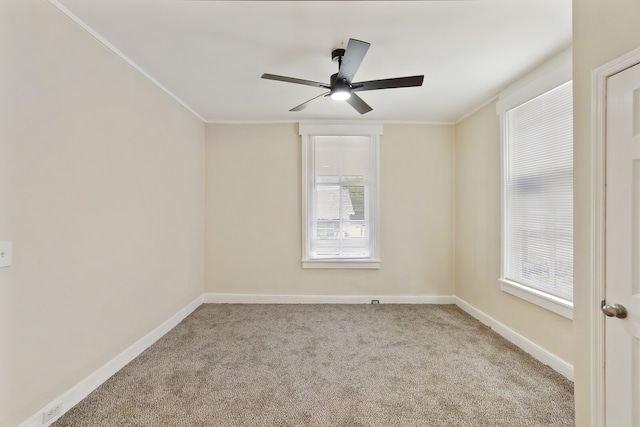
left=0, top=1, right=205, bottom=426
left=454, top=101, right=573, bottom=364
left=573, top=0, right=640, bottom=425
left=1, top=0, right=603, bottom=424
left=205, top=123, right=455, bottom=297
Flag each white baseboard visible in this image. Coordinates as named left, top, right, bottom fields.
left=203, top=293, right=456, bottom=305
left=454, top=297, right=574, bottom=380
left=19, top=296, right=203, bottom=427
left=20, top=293, right=572, bottom=427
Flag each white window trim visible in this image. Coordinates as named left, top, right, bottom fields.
left=497, top=47, right=574, bottom=319
left=499, top=279, right=573, bottom=320
left=300, top=121, right=382, bottom=269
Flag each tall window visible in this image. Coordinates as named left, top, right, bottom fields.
left=300, top=123, right=381, bottom=269
left=499, top=79, right=573, bottom=318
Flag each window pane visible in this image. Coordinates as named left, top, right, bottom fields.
left=310, top=136, right=372, bottom=259
left=342, top=221, right=367, bottom=239
left=344, top=186, right=365, bottom=220
left=316, top=220, right=340, bottom=238
left=316, top=185, right=341, bottom=220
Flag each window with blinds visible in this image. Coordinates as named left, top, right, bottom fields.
left=300, top=122, right=381, bottom=269
left=502, top=81, right=573, bottom=302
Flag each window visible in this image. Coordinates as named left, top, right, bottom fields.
left=300, top=123, right=381, bottom=269
left=497, top=49, right=573, bottom=318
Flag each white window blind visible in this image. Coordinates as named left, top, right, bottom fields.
left=503, top=81, right=573, bottom=302
left=311, top=135, right=372, bottom=258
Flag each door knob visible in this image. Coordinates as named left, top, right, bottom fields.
left=601, top=302, right=628, bottom=319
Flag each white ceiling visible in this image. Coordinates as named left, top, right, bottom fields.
left=52, top=0, right=571, bottom=123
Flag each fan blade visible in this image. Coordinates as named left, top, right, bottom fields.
left=262, top=73, right=330, bottom=89
left=346, top=93, right=373, bottom=115
left=290, top=92, right=330, bottom=112
left=337, top=39, right=370, bottom=83
left=352, top=75, right=424, bottom=92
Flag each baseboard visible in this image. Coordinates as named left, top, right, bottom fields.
left=203, top=293, right=456, bottom=304
left=454, top=297, right=574, bottom=380
left=19, top=295, right=203, bottom=427
left=20, top=293, right=572, bottom=426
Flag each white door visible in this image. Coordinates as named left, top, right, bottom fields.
left=606, top=61, right=640, bottom=426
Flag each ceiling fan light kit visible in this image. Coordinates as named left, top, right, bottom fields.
left=330, top=90, right=351, bottom=101
left=262, top=38, right=424, bottom=114
left=330, top=76, right=352, bottom=101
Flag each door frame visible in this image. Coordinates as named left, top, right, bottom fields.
left=591, top=46, right=640, bottom=427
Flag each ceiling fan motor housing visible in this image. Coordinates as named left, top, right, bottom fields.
left=330, top=73, right=348, bottom=87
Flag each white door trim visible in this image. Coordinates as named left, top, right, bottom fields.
left=591, top=46, right=640, bottom=427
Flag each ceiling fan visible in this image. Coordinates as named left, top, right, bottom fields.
left=261, top=38, right=424, bottom=115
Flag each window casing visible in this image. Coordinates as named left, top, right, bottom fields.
left=300, top=123, right=381, bottom=269
left=497, top=49, right=573, bottom=318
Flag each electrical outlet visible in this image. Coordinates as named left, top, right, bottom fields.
left=0, top=241, right=12, bottom=268
left=43, top=401, right=63, bottom=423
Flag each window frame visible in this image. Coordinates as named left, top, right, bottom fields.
left=299, top=122, right=382, bottom=269
left=496, top=48, right=574, bottom=319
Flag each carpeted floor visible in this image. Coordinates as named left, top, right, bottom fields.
left=53, top=304, right=574, bottom=426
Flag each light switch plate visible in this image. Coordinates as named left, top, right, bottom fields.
left=0, top=241, right=13, bottom=267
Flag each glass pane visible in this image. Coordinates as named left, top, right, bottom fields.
left=316, top=185, right=340, bottom=220
left=341, top=221, right=369, bottom=257
left=343, top=186, right=365, bottom=220
left=342, top=221, right=367, bottom=239
left=308, top=134, right=375, bottom=260
left=342, top=175, right=364, bottom=184
left=316, top=220, right=340, bottom=239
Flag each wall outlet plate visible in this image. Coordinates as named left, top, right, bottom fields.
left=0, top=241, right=12, bottom=268
left=43, top=400, right=63, bottom=423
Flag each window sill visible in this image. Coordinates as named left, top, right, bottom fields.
left=302, top=259, right=381, bottom=269
left=499, top=278, right=573, bottom=320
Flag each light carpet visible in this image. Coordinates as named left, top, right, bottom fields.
left=53, top=304, right=574, bottom=426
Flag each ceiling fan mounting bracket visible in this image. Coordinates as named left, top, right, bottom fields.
left=331, top=48, right=346, bottom=64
